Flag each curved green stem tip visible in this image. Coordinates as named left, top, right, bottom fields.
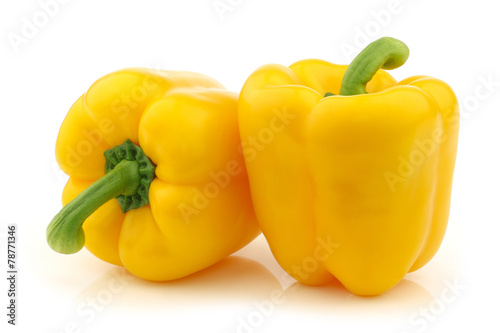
left=339, top=37, right=409, bottom=96
left=47, top=139, right=155, bottom=254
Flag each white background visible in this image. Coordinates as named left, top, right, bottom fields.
left=1, top=0, right=499, bottom=332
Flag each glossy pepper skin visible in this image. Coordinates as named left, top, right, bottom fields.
left=238, top=38, right=459, bottom=296
left=48, top=68, right=260, bottom=281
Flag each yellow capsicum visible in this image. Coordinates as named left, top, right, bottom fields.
left=238, top=37, right=459, bottom=295
left=47, top=68, right=260, bottom=281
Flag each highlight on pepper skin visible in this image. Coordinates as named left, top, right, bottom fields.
left=238, top=37, right=459, bottom=296
left=47, top=68, right=261, bottom=281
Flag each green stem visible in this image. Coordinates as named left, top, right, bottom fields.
left=47, top=139, right=155, bottom=255
left=339, top=37, right=409, bottom=96
left=47, top=160, right=141, bottom=254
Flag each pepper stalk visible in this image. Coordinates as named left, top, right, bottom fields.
left=47, top=139, right=155, bottom=254
left=324, top=37, right=410, bottom=97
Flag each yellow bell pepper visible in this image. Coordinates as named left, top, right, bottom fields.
left=47, top=68, right=260, bottom=281
left=238, top=37, right=459, bottom=295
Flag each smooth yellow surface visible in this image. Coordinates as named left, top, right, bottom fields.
left=238, top=59, right=459, bottom=296
left=57, top=68, right=260, bottom=280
